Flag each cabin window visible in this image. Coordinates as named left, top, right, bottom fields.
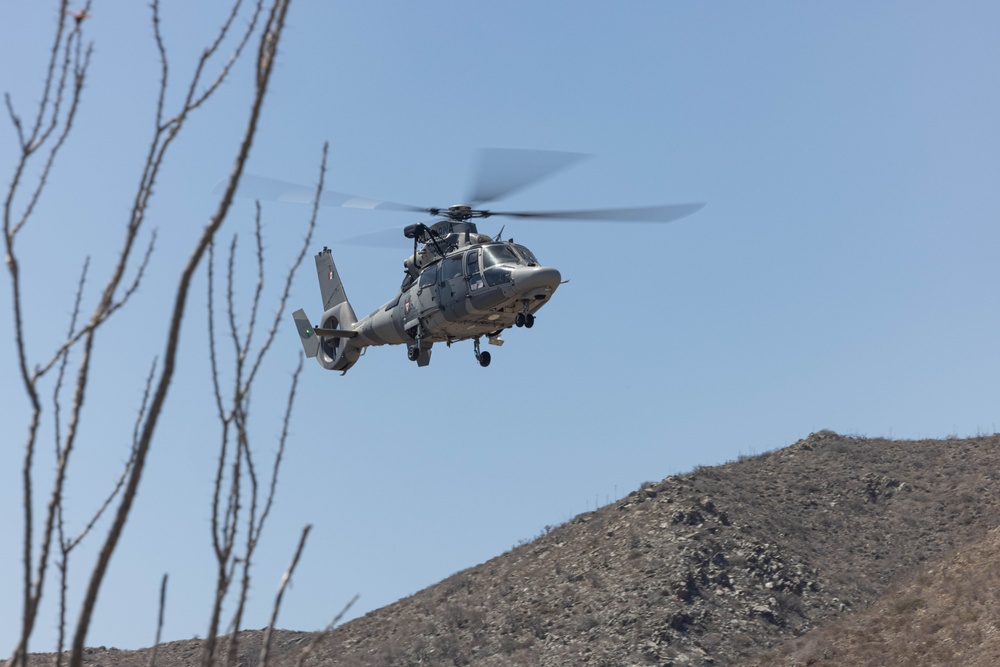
left=466, top=250, right=484, bottom=292
left=418, top=263, right=438, bottom=288
left=465, top=249, right=479, bottom=274
left=442, top=255, right=464, bottom=280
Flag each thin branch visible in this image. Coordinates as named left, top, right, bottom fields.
left=6, top=1, right=296, bottom=665
left=242, top=205, right=267, bottom=364
left=259, top=525, right=312, bottom=667
left=64, top=359, right=157, bottom=553
left=293, top=595, right=361, bottom=667
left=4, top=8, right=87, bottom=656
left=69, top=1, right=293, bottom=664
left=243, top=142, right=326, bottom=390
left=212, top=144, right=324, bottom=667
left=32, top=231, right=156, bottom=381
left=146, top=574, right=169, bottom=667
left=51, top=258, right=86, bottom=667
left=11, top=22, right=93, bottom=238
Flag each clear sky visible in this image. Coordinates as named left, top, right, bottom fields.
left=3, top=0, right=999, bottom=653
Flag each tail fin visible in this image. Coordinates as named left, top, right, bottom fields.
left=316, top=246, right=350, bottom=311
left=302, top=247, right=361, bottom=373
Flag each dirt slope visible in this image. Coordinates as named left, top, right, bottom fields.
left=26, top=431, right=1000, bottom=666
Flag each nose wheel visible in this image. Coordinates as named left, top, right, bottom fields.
left=473, top=337, right=491, bottom=367
left=514, top=311, right=535, bottom=328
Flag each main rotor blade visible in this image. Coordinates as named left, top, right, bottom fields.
left=465, top=148, right=591, bottom=207
left=233, top=174, right=428, bottom=214
left=339, top=226, right=410, bottom=248
left=488, top=202, right=706, bottom=223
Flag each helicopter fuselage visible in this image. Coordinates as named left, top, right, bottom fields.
left=358, top=241, right=560, bottom=343
left=293, top=224, right=561, bottom=371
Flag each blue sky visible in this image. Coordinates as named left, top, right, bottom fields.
left=2, top=0, right=999, bottom=653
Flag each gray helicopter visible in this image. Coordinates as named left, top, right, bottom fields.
left=251, top=149, right=704, bottom=371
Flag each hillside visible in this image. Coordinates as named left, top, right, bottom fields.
left=26, top=431, right=1000, bottom=666
left=747, top=526, right=1000, bottom=666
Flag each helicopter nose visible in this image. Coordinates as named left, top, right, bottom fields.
left=511, top=266, right=562, bottom=296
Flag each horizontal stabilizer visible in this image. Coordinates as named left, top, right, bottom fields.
left=314, top=327, right=359, bottom=338
left=292, top=308, right=320, bottom=358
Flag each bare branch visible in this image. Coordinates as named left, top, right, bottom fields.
left=243, top=142, right=326, bottom=390
left=3, top=10, right=92, bottom=656
left=64, top=359, right=157, bottom=553
left=5, top=92, right=26, bottom=148
left=225, top=232, right=245, bottom=370
left=259, top=525, right=312, bottom=667
left=32, top=231, right=156, bottom=381
left=146, top=574, right=169, bottom=667
left=208, top=142, right=323, bottom=667
left=293, top=595, right=361, bottom=667
left=11, top=18, right=93, bottom=239
left=69, top=2, right=293, bottom=664
left=50, top=257, right=87, bottom=667
left=6, top=2, right=299, bottom=664
left=164, top=1, right=264, bottom=131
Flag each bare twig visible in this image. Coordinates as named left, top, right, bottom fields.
left=68, top=2, right=293, bottom=665
left=146, top=574, right=169, bottom=667
left=292, top=595, right=361, bottom=667
left=6, top=2, right=301, bottom=665
left=259, top=525, right=312, bottom=667
left=5, top=7, right=93, bottom=662
left=204, top=143, right=323, bottom=667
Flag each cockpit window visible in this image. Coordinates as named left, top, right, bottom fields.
left=481, top=244, right=517, bottom=287
left=482, top=244, right=520, bottom=268
left=513, top=244, right=538, bottom=266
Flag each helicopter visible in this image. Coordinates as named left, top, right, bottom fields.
left=243, top=149, right=704, bottom=372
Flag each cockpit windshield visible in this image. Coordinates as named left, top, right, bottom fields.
left=513, top=244, right=538, bottom=266
left=482, top=244, right=520, bottom=268
left=481, top=244, right=519, bottom=287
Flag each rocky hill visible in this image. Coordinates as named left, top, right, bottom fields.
left=28, top=431, right=1000, bottom=666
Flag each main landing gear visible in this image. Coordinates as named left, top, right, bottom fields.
left=406, top=326, right=433, bottom=366
left=473, top=337, right=491, bottom=367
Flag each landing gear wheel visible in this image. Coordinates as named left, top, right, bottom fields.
left=407, top=346, right=419, bottom=361
left=515, top=313, right=525, bottom=328
left=524, top=313, right=535, bottom=328
left=473, top=337, right=491, bottom=367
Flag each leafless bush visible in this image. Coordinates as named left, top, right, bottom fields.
left=2, top=2, right=314, bottom=666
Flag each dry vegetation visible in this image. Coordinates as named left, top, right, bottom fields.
left=748, top=527, right=1000, bottom=666
left=25, top=430, right=1000, bottom=666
